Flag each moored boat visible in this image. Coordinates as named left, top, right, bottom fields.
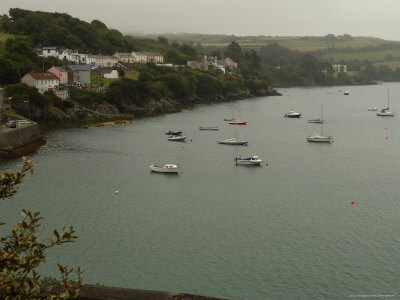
left=218, top=138, right=248, bottom=145
left=307, top=118, right=323, bottom=124
left=306, top=105, right=332, bottom=143
left=367, top=107, right=378, bottom=111
left=168, top=135, right=187, bottom=141
left=150, top=164, right=179, bottom=173
left=228, top=120, right=247, bottom=125
left=377, top=108, right=395, bottom=116
left=165, top=130, right=182, bottom=135
left=377, top=89, right=395, bottom=116
left=284, top=110, right=301, bottom=118
left=199, top=126, right=219, bottom=130
left=234, top=155, right=263, bottom=165
left=306, top=134, right=332, bottom=143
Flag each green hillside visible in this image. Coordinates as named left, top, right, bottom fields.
left=140, top=33, right=399, bottom=51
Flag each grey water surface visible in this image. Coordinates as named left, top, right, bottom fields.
left=1, top=83, right=400, bottom=299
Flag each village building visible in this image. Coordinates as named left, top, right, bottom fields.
left=332, top=64, right=348, bottom=72
left=39, top=46, right=88, bottom=64
left=131, top=52, right=148, bottom=63
left=87, top=55, right=119, bottom=68
left=21, top=72, right=60, bottom=94
left=101, top=70, right=119, bottom=79
left=144, top=52, right=164, bottom=63
left=66, top=65, right=91, bottom=87
left=47, top=66, right=68, bottom=85
left=113, top=52, right=134, bottom=63
left=187, top=56, right=226, bottom=73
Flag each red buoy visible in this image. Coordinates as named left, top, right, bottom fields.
left=351, top=200, right=354, bottom=205
left=181, top=145, right=185, bottom=149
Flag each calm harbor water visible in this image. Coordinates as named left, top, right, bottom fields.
left=1, top=83, right=400, bottom=299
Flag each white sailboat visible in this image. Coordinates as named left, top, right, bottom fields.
left=377, top=89, right=395, bottom=117
left=218, top=104, right=248, bottom=145
left=306, top=105, right=332, bottom=143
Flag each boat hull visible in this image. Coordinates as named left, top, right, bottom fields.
left=150, top=165, right=179, bottom=173
left=306, top=136, right=332, bottom=142
left=228, top=121, right=247, bottom=125
left=168, top=136, right=186, bottom=142
left=285, top=114, right=301, bottom=118
left=377, top=112, right=395, bottom=116
left=199, top=126, right=219, bottom=130
left=218, top=138, right=248, bottom=145
left=307, top=119, right=323, bottom=123
left=235, top=159, right=263, bottom=165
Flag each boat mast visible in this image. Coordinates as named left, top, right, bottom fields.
left=387, top=88, right=390, bottom=109
left=320, top=105, right=324, bottom=136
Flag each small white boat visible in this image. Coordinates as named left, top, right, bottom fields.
left=168, top=135, right=187, bottom=141
left=218, top=138, right=248, bottom=145
left=367, top=107, right=378, bottom=111
left=284, top=110, right=301, bottom=118
left=306, top=105, right=332, bottom=143
left=377, top=89, right=394, bottom=116
left=306, top=134, right=332, bottom=143
left=229, top=120, right=247, bottom=125
left=344, top=91, right=350, bottom=95
left=150, top=164, right=179, bottom=173
left=377, top=108, right=395, bottom=116
left=235, top=155, right=263, bottom=165
left=199, top=126, right=219, bottom=130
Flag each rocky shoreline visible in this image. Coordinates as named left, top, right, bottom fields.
left=11, top=87, right=280, bottom=124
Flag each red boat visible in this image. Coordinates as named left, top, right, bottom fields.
left=229, top=120, right=247, bottom=125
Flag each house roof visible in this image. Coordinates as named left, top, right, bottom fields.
left=115, top=52, right=132, bottom=57
left=53, top=66, right=67, bottom=72
left=67, top=64, right=91, bottom=71
left=28, top=73, right=59, bottom=80
left=144, top=52, right=163, bottom=56
left=88, top=55, right=118, bottom=60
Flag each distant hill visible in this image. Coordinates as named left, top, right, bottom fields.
left=138, top=33, right=400, bottom=51
left=137, top=33, right=400, bottom=69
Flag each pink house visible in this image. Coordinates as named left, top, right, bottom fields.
left=48, top=66, right=68, bottom=85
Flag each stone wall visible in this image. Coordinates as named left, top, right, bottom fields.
left=0, top=123, right=42, bottom=151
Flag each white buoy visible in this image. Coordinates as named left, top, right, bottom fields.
left=115, top=190, right=119, bottom=195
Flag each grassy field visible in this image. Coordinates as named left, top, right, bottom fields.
left=320, top=49, right=400, bottom=62
left=0, top=32, right=16, bottom=54
left=91, top=74, right=120, bottom=86
left=138, top=33, right=398, bottom=52
left=124, top=70, right=140, bottom=80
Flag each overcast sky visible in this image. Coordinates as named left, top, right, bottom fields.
left=2, top=0, right=400, bottom=41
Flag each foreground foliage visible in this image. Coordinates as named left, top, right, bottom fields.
left=0, top=157, right=82, bottom=299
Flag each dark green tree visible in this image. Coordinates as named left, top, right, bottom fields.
left=224, top=41, right=242, bottom=64
left=0, top=157, right=82, bottom=299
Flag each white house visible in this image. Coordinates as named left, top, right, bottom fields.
left=21, top=72, right=60, bottom=94
left=87, top=55, right=119, bottom=68
left=39, top=46, right=88, bottom=64
left=332, top=64, right=348, bottom=72
left=101, top=70, right=119, bottom=79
